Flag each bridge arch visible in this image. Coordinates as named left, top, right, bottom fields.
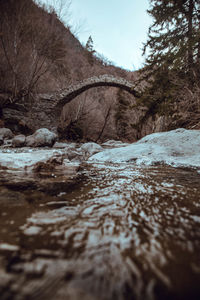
left=35, top=74, right=139, bottom=131
left=47, top=74, right=139, bottom=109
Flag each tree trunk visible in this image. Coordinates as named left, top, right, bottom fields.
left=187, top=0, right=194, bottom=73
left=197, top=6, right=200, bottom=65
left=95, top=105, right=112, bottom=142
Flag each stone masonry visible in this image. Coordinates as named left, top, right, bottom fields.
left=3, top=75, right=138, bottom=132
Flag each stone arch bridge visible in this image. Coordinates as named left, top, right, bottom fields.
left=33, top=74, right=139, bottom=130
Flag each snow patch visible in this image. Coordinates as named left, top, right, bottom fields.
left=89, top=129, right=200, bottom=168
left=0, top=149, right=64, bottom=170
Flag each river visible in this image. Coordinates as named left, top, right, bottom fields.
left=0, top=157, right=200, bottom=300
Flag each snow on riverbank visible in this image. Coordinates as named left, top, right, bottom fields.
left=0, top=149, right=65, bottom=169
left=1, top=129, right=200, bottom=170
left=89, top=129, right=200, bottom=168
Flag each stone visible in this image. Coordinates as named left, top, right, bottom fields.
left=153, top=116, right=167, bottom=132
left=26, top=135, right=37, bottom=147
left=67, top=148, right=83, bottom=161
left=28, top=75, right=139, bottom=132
left=26, top=128, right=57, bottom=147
left=0, top=128, right=14, bottom=140
left=2, top=76, right=139, bottom=136
left=51, top=75, right=138, bottom=108
left=2, top=139, right=12, bottom=148
left=0, top=269, right=13, bottom=288
left=0, top=136, right=3, bottom=146
left=101, top=140, right=129, bottom=148
left=53, top=142, right=69, bottom=149
left=80, top=142, right=103, bottom=159
left=12, top=135, right=26, bottom=148
left=33, top=154, right=63, bottom=172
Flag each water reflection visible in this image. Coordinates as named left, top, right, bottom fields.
left=0, top=163, right=200, bottom=299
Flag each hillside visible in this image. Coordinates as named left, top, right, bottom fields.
left=1, top=0, right=200, bottom=142
left=0, top=0, right=144, bottom=142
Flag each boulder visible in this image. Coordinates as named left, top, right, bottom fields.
left=26, top=128, right=57, bottom=147
left=12, top=135, right=26, bottom=148
left=80, top=142, right=103, bottom=159
left=0, top=128, right=14, bottom=140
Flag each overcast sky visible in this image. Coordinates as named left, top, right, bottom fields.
left=40, top=0, right=152, bottom=71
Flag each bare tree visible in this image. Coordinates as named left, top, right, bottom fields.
left=95, top=104, right=112, bottom=142
left=35, top=0, right=72, bottom=25
left=0, top=0, right=67, bottom=107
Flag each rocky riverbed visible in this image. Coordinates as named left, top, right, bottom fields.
left=0, top=129, right=200, bottom=300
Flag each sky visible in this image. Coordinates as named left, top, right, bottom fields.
left=40, top=0, right=152, bottom=71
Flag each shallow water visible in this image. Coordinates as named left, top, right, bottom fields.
left=0, top=161, right=200, bottom=300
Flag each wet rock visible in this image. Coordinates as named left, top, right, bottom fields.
left=33, top=154, right=64, bottom=172
left=0, top=269, right=13, bottom=291
left=13, top=260, right=46, bottom=277
left=26, top=128, right=57, bottom=147
left=0, top=128, right=14, bottom=140
left=80, top=142, right=103, bottom=159
left=12, top=134, right=26, bottom=148
left=67, top=148, right=83, bottom=161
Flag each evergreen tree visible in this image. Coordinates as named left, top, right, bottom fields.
left=143, top=0, right=200, bottom=79
left=115, top=89, right=129, bottom=138
left=137, top=0, right=200, bottom=117
left=85, top=36, right=94, bottom=52
left=85, top=35, right=96, bottom=65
